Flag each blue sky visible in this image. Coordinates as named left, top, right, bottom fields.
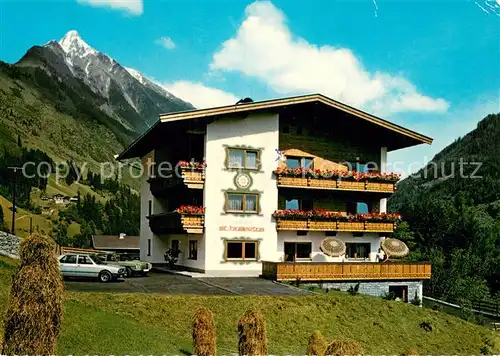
left=0, top=0, right=499, bottom=174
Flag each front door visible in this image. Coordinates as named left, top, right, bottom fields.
left=284, top=242, right=296, bottom=262
left=389, top=285, right=409, bottom=302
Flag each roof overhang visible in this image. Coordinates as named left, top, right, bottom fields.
left=117, top=93, right=433, bottom=160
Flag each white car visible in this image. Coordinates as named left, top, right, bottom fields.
left=58, top=253, right=126, bottom=283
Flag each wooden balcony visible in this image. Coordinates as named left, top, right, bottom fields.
left=276, top=176, right=395, bottom=193
left=262, top=261, right=432, bottom=281
left=275, top=218, right=395, bottom=233
left=149, top=168, right=204, bottom=196
left=147, top=213, right=204, bottom=234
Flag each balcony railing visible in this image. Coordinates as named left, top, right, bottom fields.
left=148, top=162, right=205, bottom=195
left=262, top=261, right=432, bottom=281
left=274, top=169, right=399, bottom=194
left=147, top=212, right=204, bottom=234
left=277, top=176, right=395, bottom=193
left=275, top=218, right=395, bottom=232
left=273, top=211, right=400, bottom=233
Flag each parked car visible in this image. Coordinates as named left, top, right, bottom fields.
left=96, top=252, right=152, bottom=277
left=58, top=253, right=125, bottom=282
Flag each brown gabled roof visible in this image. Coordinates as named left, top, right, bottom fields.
left=91, top=235, right=140, bottom=250
left=117, top=93, right=433, bottom=160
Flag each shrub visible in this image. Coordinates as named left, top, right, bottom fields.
left=237, top=310, right=268, bottom=356
left=2, top=233, right=64, bottom=355
left=401, top=348, right=419, bottom=356
left=306, top=330, right=327, bottom=356
left=410, top=290, right=422, bottom=306
left=347, top=282, right=360, bottom=296
left=193, top=307, right=216, bottom=356
left=381, top=291, right=396, bottom=300
left=324, top=339, right=364, bottom=356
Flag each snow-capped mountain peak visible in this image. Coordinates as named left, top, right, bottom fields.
left=125, top=67, right=147, bottom=85
left=58, top=30, right=96, bottom=58
left=34, top=30, right=193, bottom=132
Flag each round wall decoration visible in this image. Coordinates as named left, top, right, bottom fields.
left=235, top=172, right=252, bottom=189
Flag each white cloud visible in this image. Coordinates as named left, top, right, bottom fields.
left=155, top=37, right=176, bottom=50
left=160, top=81, right=239, bottom=109
left=210, top=1, right=449, bottom=116
left=77, top=0, right=143, bottom=15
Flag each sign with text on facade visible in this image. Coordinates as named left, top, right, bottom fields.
left=219, top=226, right=264, bottom=232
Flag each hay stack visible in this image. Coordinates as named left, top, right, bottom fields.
left=324, top=339, right=364, bottom=356
left=237, top=310, right=268, bottom=356
left=2, top=233, right=64, bottom=355
left=306, top=330, right=327, bottom=356
left=193, top=307, right=216, bottom=356
left=401, top=349, right=419, bottom=356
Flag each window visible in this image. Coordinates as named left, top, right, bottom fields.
left=345, top=243, right=370, bottom=259
left=356, top=203, right=369, bottom=214
left=78, top=255, right=93, bottom=265
left=228, top=149, right=259, bottom=169
left=60, top=254, right=77, bottom=264
left=147, top=239, right=151, bottom=256
left=284, top=242, right=312, bottom=262
left=189, top=240, right=198, bottom=260
left=348, top=202, right=370, bottom=215
left=348, top=162, right=377, bottom=173
left=286, top=156, right=313, bottom=169
left=226, top=241, right=258, bottom=260
left=148, top=200, right=152, bottom=216
left=226, top=193, right=258, bottom=213
left=285, top=198, right=313, bottom=210
left=171, top=240, right=180, bottom=251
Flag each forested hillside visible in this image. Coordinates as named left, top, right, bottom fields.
left=0, top=31, right=194, bottom=242
left=390, top=114, right=500, bottom=302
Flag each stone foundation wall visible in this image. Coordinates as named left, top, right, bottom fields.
left=0, top=231, right=22, bottom=258
left=309, top=280, right=423, bottom=303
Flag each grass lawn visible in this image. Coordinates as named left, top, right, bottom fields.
left=42, top=175, right=109, bottom=204
left=0, top=256, right=499, bottom=355
left=0, top=195, right=52, bottom=237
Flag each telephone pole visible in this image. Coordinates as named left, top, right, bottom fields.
left=7, top=166, right=23, bottom=235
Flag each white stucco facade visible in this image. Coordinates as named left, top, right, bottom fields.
left=203, top=112, right=279, bottom=276
left=138, top=114, right=395, bottom=276
left=277, top=231, right=384, bottom=263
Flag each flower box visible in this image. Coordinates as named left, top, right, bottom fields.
left=338, top=181, right=366, bottom=190
left=278, top=176, right=308, bottom=187
left=309, top=220, right=338, bottom=231
left=337, top=222, right=365, bottom=231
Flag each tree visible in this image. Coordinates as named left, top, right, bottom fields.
left=52, top=221, right=69, bottom=247
left=0, top=205, right=5, bottom=231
